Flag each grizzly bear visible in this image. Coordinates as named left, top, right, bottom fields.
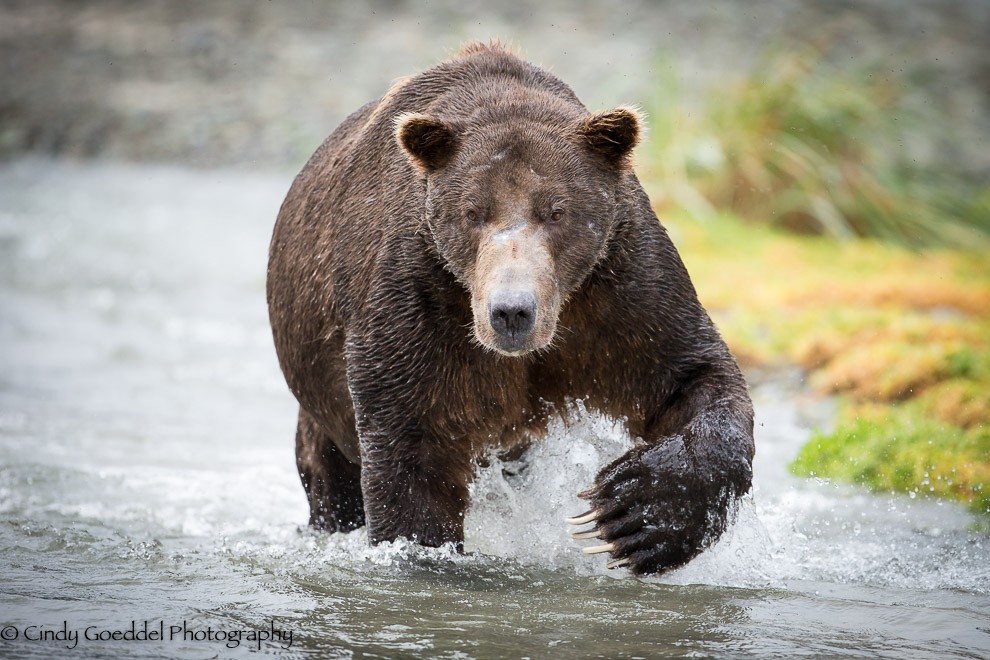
left=267, top=43, right=754, bottom=575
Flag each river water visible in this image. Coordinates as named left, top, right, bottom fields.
left=1, top=158, right=987, bottom=658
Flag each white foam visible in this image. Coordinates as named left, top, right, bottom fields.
left=462, top=404, right=783, bottom=586
left=464, top=403, right=630, bottom=575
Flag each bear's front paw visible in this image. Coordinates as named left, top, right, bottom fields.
left=567, top=437, right=743, bottom=575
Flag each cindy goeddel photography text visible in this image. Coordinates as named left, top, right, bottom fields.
left=0, top=619, right=293, bottom=651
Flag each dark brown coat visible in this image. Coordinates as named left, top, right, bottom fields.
left=267, top=43, right=754, bottom=575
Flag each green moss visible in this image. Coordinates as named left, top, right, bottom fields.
left=791, top=402, right=990, bottom=516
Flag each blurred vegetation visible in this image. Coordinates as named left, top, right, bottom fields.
left=793, top=405, right=989, bottom=517
left=638, top=46, right=989, bottom=517
left=658, top=212, right=990, bottom=516
left=642, top=48, right=990, bottom=249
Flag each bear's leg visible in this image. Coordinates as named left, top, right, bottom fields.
left=295, top=408, right=365, bottom=532
left=360, top=438, right=473, bottom=550
left=571, top=368, right=754, bottom=575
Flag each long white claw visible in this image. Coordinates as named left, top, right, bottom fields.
left=582, top=542, right=615, bottom=555
left=607, top=558, right=631, bottom=570
left=565, top=510, right=599, bottom=526
left=570, top=528, right=601, bottom=540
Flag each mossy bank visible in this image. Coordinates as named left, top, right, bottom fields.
left=660, top=212, right=989, bottom=516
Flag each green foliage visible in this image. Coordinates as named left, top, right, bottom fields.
left=643, top=49, right=990, bottom=248
left=791, top=403, right=990, bottom=516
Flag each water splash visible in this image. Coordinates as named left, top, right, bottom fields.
left=465, top=402, right=631, bottom=573
left=461, top=402, right=783, bottom=587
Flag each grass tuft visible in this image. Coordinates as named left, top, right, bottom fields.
left=642, top=48, right=990, bottom=248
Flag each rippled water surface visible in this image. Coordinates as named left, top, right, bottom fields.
left=1, top=159, right=988, bottom=658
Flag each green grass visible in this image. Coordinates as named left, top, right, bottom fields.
left=792, top=403, right=990, bottom=516
left=640, top=48, right=990, bottom=248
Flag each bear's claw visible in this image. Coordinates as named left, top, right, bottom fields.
left=564, top=509, right=599, bottom=525
left=569, top=528, right=601, bottom=540
left=581, top=542, right=615, bottom=555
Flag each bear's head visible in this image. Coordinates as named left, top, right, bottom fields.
left=395, top=106, right=640, bottom=356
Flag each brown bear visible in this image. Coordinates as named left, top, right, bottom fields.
left=267, top=43, right=754, bottom=575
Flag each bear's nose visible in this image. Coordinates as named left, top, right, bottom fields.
left=489, top=290, right=537, bottom=343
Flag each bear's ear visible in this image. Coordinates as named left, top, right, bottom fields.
left=577, top=106, right=642, bottom=168
left=395, top=113, right=461, bottom=173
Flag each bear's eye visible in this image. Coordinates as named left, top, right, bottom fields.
left=549, top=209, right=565, bottom=222
left=465, top=209, right=479, bottom=223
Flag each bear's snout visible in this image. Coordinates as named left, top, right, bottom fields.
left=488, top=290, right=537, bottom=345
left=471, top=224, right=559, bottom=357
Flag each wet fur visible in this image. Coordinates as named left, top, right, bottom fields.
left=267, top=43, right=754, bottom=574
